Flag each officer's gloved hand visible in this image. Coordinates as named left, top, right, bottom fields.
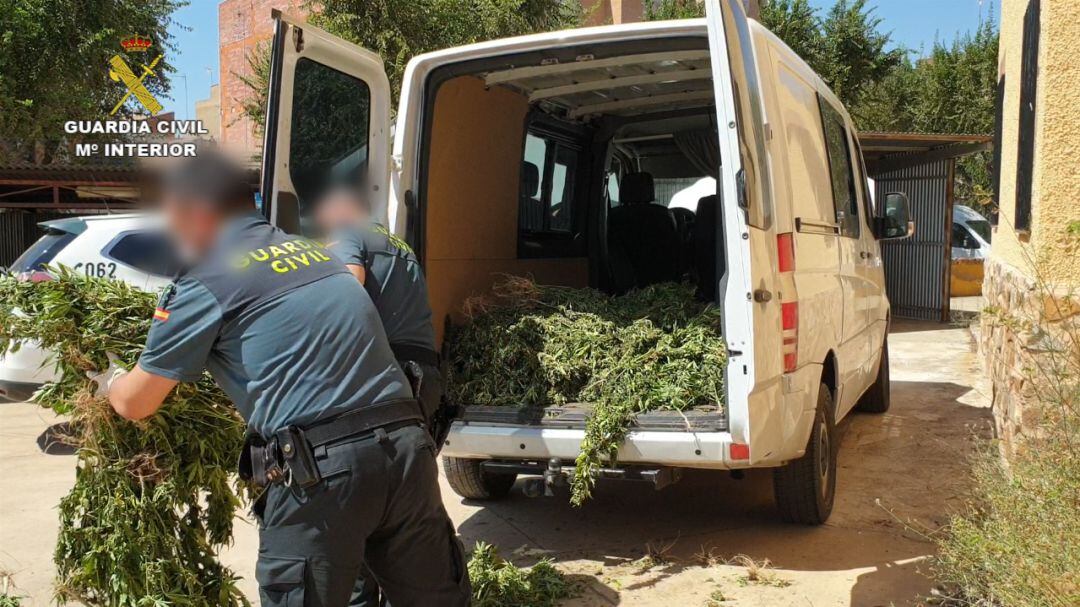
left=85, top=352, right=128, bottom=397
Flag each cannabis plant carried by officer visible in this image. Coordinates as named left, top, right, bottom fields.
left=314, top=185, right=452, bottom=607
left=94, top=153, right=471, bottom=607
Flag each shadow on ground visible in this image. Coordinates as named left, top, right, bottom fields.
left=452, top=324, right=993, bottom=606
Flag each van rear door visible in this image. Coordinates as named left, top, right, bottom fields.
left=704, top=0, right=767, bottom=450
left=260, top=11, right=392, bottom=232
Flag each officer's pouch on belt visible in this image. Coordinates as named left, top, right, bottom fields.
left=274, top=426, right=322, bottom=490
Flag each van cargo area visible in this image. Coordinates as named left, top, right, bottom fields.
left=417, top=37, right=724, bottom=353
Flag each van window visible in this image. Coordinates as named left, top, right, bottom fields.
left=288, top=58, right=371, bottom=210
left=818, top=98, right=860, bottom=238
left=518, top=131, right=580, bottom=235
left=104, top=231, right=180, bottom=277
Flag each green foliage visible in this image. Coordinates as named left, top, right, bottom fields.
left=647, top=1, right=999, bottom=212
left=446, top=277, right=727, bottom=505
left=815, top=0, right=904, bottom=110
left=643, top=0, right=703, bottom=21
left=0, top=0, right=183, bottom=164
left=758, top=0, right=819, bottom=66
left=933, top=277, right=1080, bottom=605
left=0, top=270, right=249, bottom=607
left=311, top=0, right=579, bottom=102
left=239, top=0, right=580, bottom=128
left=468, top=542, right=574, bottom=607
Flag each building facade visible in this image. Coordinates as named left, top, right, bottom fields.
left=218, top=0, right=307, bottom=157
left=982, top=0, right=1080, bottom=451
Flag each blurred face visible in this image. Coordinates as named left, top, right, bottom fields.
left=159, top=193, right=226, bottom=263
left=314, top=190, right=370, bottom=234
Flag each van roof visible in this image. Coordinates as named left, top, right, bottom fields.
left=407, top=18, right=708, bottom=72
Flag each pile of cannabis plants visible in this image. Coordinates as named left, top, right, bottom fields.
left=0, top=270, right=248, bottom=606
left=446, top=277, right=727, bottom=505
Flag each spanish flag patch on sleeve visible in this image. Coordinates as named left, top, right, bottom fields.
left=153, top=308, right=171, bottom=322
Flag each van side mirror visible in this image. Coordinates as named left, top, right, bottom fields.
left=875, top=192, right=914, bottom=240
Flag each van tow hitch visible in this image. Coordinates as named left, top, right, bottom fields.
left=481, top=459, right=683, bottom=497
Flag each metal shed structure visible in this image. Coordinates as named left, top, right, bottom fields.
left=858, top=132, right=993, bottom=321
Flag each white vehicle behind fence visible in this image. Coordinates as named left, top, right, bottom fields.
left=0, top=214, right=175, bottom=402
left=260, top=1, right=914, bottom=524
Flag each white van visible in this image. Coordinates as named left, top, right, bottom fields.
left=260, top=1, right=912, bottom=524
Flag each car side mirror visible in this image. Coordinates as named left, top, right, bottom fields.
left=875, top=192, right=914, bottom=240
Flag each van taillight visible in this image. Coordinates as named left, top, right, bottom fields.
left=17, top=271, right=53, bottom=283
left=778, top=233, right=798, bottom=372
left=777, top=232, right=795, bottom=272
left=782, top=301, right=798, bottom=372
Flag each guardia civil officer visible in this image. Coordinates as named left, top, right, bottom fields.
left=92, top=154, right=471, bottom=607
left=314, top=186, right=451, bottom=607
left=315, top=187, right=450, bottom=442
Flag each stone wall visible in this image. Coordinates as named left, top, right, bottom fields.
left=981, top=256, right=1080, bottom=453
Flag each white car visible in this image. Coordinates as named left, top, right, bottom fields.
left=261, top=2, right=912, bottom=524
left=952, top=204, right=992, bottom=261
left=0, top=214, right=176, bottom=402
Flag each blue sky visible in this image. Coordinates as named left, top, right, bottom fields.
left=163, top=0, right=997, bottom=119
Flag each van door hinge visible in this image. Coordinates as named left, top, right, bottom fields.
left=392, top=154, right=403, bottom=171
left=764, top=123, right=773, bottom=141
left=293, top=27, right=304, bottom=52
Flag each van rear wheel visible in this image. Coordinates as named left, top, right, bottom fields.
left=773, top=382, right=837, bottom=525
left=856, top=337, right=891, bottom=413
left=443, top=456, right=516, bottom=500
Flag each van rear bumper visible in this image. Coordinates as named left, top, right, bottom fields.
left=442, top=424, right=750, bottom=470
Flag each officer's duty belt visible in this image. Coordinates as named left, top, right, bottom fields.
left=242, top=399, right=423, bottom=489
left=302, top=398, right=423, bottom=448
left=391, top=343, right=439, bottom=367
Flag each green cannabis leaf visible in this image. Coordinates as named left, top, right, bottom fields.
left=0, top=269, right=250, bottom=607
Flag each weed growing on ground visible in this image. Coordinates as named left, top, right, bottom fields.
left=729, top=555, right=791, bottom=588
left=932, top=251, right=1080, bottom=605
left=468, top=542, right=575, bottom=607
left=0, top=271, right=249, bottom=606
left=447, top=277, right=727, bottom=504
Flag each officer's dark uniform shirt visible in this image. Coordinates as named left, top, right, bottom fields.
left=327, top=223, right=436, bottom=351
left=139, top=213, right=413, bottom=437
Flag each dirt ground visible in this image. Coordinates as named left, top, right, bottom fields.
left=0, top=321, right=992, bottom=606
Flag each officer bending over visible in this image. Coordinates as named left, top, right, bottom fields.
left=96, top=154, right=471, bottom=607
left=316, top=187, right=451, bottom=444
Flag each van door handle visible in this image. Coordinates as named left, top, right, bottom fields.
left=859, top=251, right=872, bottom=259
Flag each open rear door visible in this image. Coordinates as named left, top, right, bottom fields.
left=704, top=0, right=770, bottom=451
left=260, top=11, right=392, bottom=233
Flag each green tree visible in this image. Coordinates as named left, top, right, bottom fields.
left=239, top=0, right=579, bottom=133
left=0, top=0, right=183, bottom=164
left=312, top=0, right=579, bottom=102
left=815, top=0, right=904, bottom=109
left=643, top=0, right=703, bottom=21
left=758, top=0, right=821, bottom=67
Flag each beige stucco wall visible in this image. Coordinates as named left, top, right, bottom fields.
left=992, top=0, right=1080, bottom=285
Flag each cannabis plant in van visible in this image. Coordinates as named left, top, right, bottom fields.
left=446, top=277, right=727, bottom=505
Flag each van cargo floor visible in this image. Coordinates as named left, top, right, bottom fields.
left=459, top=403, right=728, bottom=432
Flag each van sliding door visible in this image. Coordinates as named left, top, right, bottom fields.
left=260, top=11, right=392, bottom=232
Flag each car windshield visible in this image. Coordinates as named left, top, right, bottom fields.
left=967, top=219, right=992, bottom=243
left=9, top=230, right=76, bottom=273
